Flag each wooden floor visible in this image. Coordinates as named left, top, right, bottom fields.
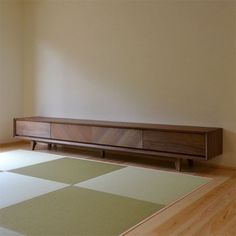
left=1, top=142, right=236, bottom=236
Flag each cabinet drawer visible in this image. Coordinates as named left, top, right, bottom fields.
left=16, top=121, right=50, bottom=138
left=51, top=124, right=142, bottom=149
left=143, top=130, right=205, bottom=156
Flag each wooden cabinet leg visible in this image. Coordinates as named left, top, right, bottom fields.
left=101, top=150, right=105, bottom=158
left=187, top=159, right=194, bottom=167
left=175, top=158, right=182, bottom=171
left=32, top=141, right=37, bottom=150
left=48, top=143, right=52, bottom=150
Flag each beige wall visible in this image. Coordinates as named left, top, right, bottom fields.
left=0, top=0, right=23, bottom=143
left=23, top=1, right=236, bottom=125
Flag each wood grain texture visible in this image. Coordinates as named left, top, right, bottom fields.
left=206, top=129, right=223, bottom=159
left=143, top=130, right=205, bottom=156
left=51, top=124, right=142, bottom=149
left=15, top=121, right=50, bottom=138
left=14, top=117, right=223, bottom=171
left=150, top=177, right=236, bottom=236
left=15, top=116, right=220, bottom=133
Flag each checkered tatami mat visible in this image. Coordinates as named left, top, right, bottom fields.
left=0, top=150, right=211, bottom=236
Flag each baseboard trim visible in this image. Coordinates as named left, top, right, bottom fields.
left=0, top=140, right=30, bottom=148
left=197, top=160, right=236, bottom=171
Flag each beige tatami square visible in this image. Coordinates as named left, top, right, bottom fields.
left=0, top=172, right=68, bottom=209
left=77, top=166, right=211, bottom=205
left=0, top=227, right=23, bottom=236
left=0, top=150, right=63, bottom=171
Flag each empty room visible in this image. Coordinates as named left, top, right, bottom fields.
left=0, top=0, right=235, bottom=235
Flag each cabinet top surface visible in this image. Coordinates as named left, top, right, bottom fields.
left=15, top=117, right=221, bottom=133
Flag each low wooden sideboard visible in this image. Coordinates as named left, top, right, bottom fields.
left=13, top=117, right=223, bottom=171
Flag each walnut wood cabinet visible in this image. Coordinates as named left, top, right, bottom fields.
left=14, top=117, right=223, bottom=171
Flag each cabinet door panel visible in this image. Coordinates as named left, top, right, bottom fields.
left=16, top=121, right=50, bottom=138
left=143, top=130, right=205, bottom=156
left=51, top=124, right=142, bottom=149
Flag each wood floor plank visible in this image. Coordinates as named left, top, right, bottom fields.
left=179, top=179, right=236, bottom=236
left=220, top=214, right=236, bottom=236
left=194, top=198, right=236, bottom=236
left=150, top=177, right=236, bottom=235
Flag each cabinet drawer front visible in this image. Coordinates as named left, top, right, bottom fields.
left=16, top=121, right=50, bottom=138
left=143, top=131, right=205, bottom=156
left=51, top=124, right=142, bottom=149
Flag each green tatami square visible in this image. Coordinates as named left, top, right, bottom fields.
left=0, top=186, right=164, bottom=236
left=11, top=158, right=125, bottom=184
